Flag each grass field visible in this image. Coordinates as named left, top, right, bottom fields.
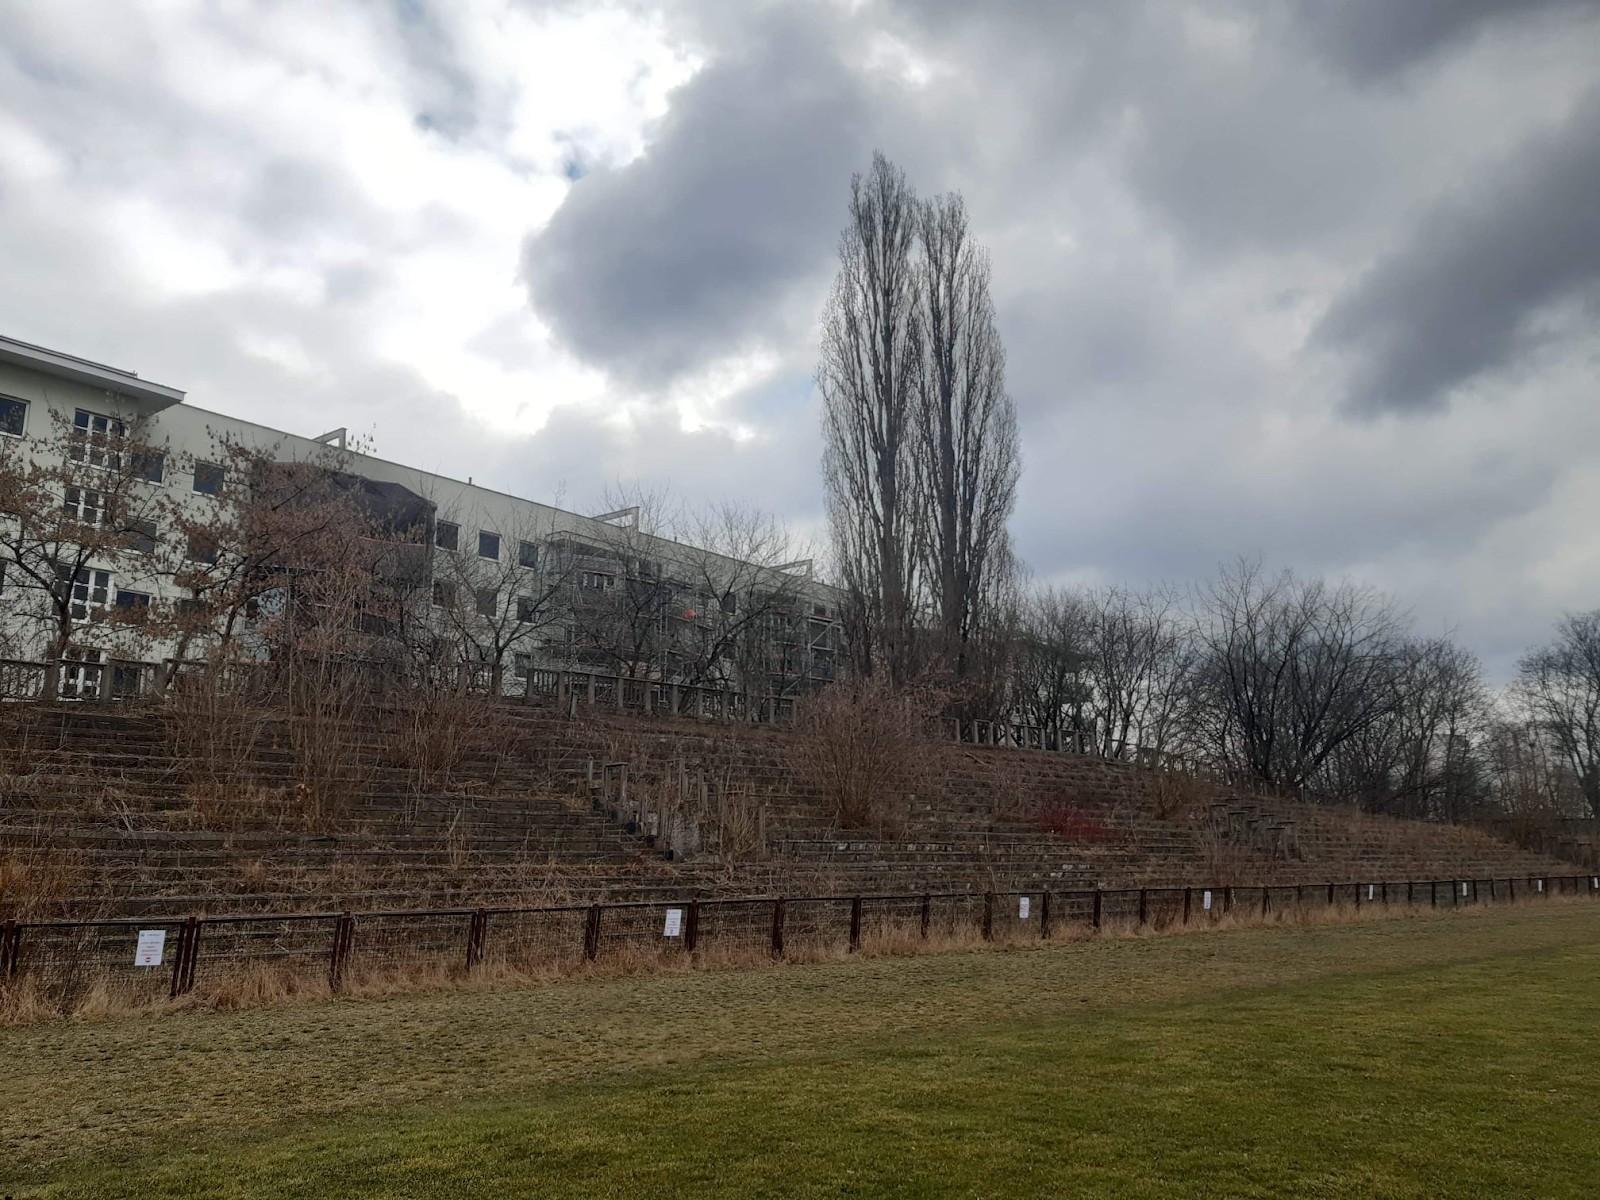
left=4, top=904, right=1598, bottom=1198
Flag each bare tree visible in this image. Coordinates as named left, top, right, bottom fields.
left=429, top=506, right=573, bottom=695
left=0, top=409, right=169, bottom=697
left=1011, top=585, right=1093, bottom=740
left=672, top=501, right=819, bottom=706
left=151, top=435, right=390, bottom=685
left=819, top=152, right=925, bottom=685
left=913, top=189, right=1020, bottom=683
left=560, top=491, right=678, bottom=683
left=1513, top=610, right=1600, bottom=818
left=1079, top=585, right=1197, bottom=760
left=1192, top=559, right=1409, bottom=791
left=1320, top=638, right=1490, bottom=819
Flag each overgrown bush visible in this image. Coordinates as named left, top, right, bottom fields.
left=789, top=676, right=945, bottom=833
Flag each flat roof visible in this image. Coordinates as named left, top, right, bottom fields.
left=0, top=333, right=186, bottom=410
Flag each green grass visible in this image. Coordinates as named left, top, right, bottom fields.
left=5, top=905, right=1599, bottom=1197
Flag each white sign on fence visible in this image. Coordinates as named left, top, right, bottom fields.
left=1537, top=879, right=1545, bottom=893
left=134, top=929, right=166, bottom=967
left=1592, top=877, right=1598, bottom=890
left=662, top=908, right=683, bottom=938
left=1202, top=890, right=1213, bottom=911
left=1461, top=882, right=1469, bottom=897
left=1368, top=885, right=1375, bottom=900
left=1018, top=896, right=1031, bottom=920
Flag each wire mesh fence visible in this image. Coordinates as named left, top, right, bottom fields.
left=3, top=873, right=1597, bottom=1012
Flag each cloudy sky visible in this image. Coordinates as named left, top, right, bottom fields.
left=2, top=0, right=1597, bottom=678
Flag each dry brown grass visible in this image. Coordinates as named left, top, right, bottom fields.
left=7, top=887, right=1593, bottom=1029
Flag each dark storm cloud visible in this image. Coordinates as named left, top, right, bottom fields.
left=519, top=6, right=890, bottom=388
left=1285, top=0, right=1592, bottom=80
left=1318, top=89, right=1600, bottom=416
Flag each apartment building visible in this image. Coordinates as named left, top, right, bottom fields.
left=0, top=334, right=840, bottom=703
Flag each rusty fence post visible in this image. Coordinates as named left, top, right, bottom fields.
left=1092, top=888, right=1103, bottom=932
left=1262, top=886, right=1271, bottom=919
left=1430, top=881, right=1438, bottom=908
left=182, top=918, right=202, bottom=996
left=1354, top=883, right=1362, bottom=912
left=770, top=898, right=786, bottom=959
left=1223, top=886, right=1233, bottom=915
left=329, top=912, right=354, bottom=992
left=1137, top=889, right=1148, bottom=927
left=465, top=908, right=488, bottom=972
left=1040, top=890, right=1052, bottom=940
left=1326, top=882, right=1335, bottom=907
left=685, top=901, right=701, bottom=954
left=919, top=894, right=931, bottom=940
left=1, top=918, right=19, bottom=981
left=584, top=904, right=603, bottom=961
left=170, top=915, right=201, bottom=999
left=848, top=896, right=862, bottom=953
left=1183, top=887, right=1192, bottom=925
left=982, top=892, right=995, bottom=941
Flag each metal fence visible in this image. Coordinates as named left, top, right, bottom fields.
left=3, top=873, right=1597, bottom=1011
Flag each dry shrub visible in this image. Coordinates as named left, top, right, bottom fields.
left=389, top=685, right=518, bottom=798
left=0, top=844, right=86, bottom=919
left=789, top=676, right=945, bottom=833
left=165, top=663, right=269, bottom=817
left=1150, top=764, right=1212, bottom=822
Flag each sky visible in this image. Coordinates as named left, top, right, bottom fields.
left=1, top=0, right=1597, bottom=680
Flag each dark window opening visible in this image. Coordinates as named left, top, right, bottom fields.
left=129, top=519, right=158, bottom=555
left=192, top=460, right=224, bottom=496
left=478, top=530, right=500, bottom=560
left=187, top=534, right=218, bottom=564
left=0, top=395, right=26, bottom=437
left=518, top=540, right=539, bottom=569
left=435, top=520, right=459, bottom=551
left=135, top=450, right=165, bottom=484
left=474, top=587, right=498, bottom=619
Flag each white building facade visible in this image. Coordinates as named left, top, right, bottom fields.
left=0, top=334, right=840, bottom=708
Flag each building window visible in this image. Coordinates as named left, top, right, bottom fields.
left=478, top=530, right=500, bottom=560
left=114, top=589, right=152, bottom=623
left=129, top=519, right=158, bottom=555
left=63, top=487, right=104, bottom=526
left=513, top=651, right=532, bottom=681
left=71, top=410, right=126, bottom=469
left=435, top=520, right=459, bottom=552
left=0, top=395, right=26, bottom=438
left=580, top=571, right=614, bottom=592
left=55, top=567, right=112, bottom=621
left=187, top=533, right=218, bottom=564
left=518, top=540, right=539, bottom=569
left=474, top=587, right=498, bottom=619
left=515, top=596, right=539, bottom=623
left=431, top=580, right=455, bottom=608
left=134, top=450, right=165, bottom=484
left=192, top=461, right=224, bottom=496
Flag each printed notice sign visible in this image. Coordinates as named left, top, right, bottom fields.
left=1202, top=890, right=1213, bottom=911
left=1461, top=882, right=1469, bottom=897
left=1537, top=879, right=1545, bottom=893
left=1367, top=885, right=1375, bottom=900
left=663, top=908, right=683, bottom=938
left=1018, top=896, right=1031, bottom=920
left=134, top=929, right=166, bottom=967
left=1592, top=877, right=1598, bottom=889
